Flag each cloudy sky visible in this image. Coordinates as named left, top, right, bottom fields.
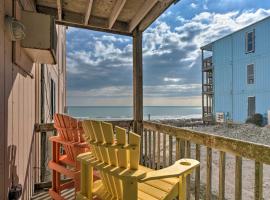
left=66, top=0, right=270, bottom=106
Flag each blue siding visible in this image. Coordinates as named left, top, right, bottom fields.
left=213, top=17, right=270, bottom=123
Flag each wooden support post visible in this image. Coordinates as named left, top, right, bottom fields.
left=133, top=28, right=143, bottom=135
left=201, top=49, right=204, bottom=123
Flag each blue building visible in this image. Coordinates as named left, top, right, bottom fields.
left=201, top=16, right=270, bottom=123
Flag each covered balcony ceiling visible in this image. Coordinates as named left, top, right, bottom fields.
left=35, top=0, right=177, bottom=36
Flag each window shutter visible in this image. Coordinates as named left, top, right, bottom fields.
left=247, top=64, right=254, bottom=84
left=245, top=32, right=248, bottom=52
left=248, top=96, right=255, bottom=117
left=252, top=29, right=255, bottom=52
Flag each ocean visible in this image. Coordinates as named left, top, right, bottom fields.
left=67, top=106, right=202, bottom=120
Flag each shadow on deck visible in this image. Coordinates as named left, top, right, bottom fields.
left=31, top=189, right=75, bottom=200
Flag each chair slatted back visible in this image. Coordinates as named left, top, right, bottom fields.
left=54, top=114, right=86, bottom=162
left=82, top=120, right=141, bottom=199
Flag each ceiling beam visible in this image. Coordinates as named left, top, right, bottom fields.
left=84, top=0, right=93, bottom=25
left=108, top=0, right=126, bottom=29
left=139, top=0, right=176, bottom=32
left=36, top=5, right=132, bottom=36
left=128, top=0, right=157, bottom=33
left=56, top=0, right=63, bottom=20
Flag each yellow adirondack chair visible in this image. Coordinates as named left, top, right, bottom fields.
left=76, top=120, right=199, bottom=200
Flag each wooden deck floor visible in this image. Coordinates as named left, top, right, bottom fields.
left=31, top=189, right=75, bottom=200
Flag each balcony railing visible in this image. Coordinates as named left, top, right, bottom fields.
left=142, top=121, right=270, bottom=200
left=203, top=84, right=213, bottom=95
left=34, top=120, right=270, bottom=199
left=202, top=56, right=213, bottom=71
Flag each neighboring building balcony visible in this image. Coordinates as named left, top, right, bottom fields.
left=203, top=113, right=213, bottom=122
left=203, top=106, right=212, bottom=114
left=202, top=56, right=213, bottom=72
left=202, top=84, right=213, bottom=95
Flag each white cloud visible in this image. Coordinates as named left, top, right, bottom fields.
left=164, top=77, right=182, bottom=83
left=97, top=35, right=130, bottom=43
left=67, top=38, right=132, bottom=75
left=176, top=16, right=186, bottom=23
left=190, top=3, right=198, bottom=9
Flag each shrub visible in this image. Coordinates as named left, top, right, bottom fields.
left=246, top=113, right=263, bottom=127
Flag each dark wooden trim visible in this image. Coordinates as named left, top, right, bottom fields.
left=56, top=0, right=63, bottom=20
left=36, top=5, right=132, bottom=36
left=138, top=0, right=176, bottom=32
left=35, top=123, right=55, bottom=132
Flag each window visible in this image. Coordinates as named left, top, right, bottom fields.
left=50, top=79, right=56, bottom=120
left=247, top=64, right=254, bottom=84
left=248, top=96, right=255, bottom=117
left=245, top=30, right=255, bottom=53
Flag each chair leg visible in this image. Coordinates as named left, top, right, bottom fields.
left=179, top=174, right=187, bottom=200
left=74, top=172, right=81, bottom=192
left=51, top=169, right=61, bottom=200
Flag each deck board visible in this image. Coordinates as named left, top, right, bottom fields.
left=31, top=189, right=75, bottom=200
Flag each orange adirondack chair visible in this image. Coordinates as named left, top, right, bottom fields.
left=48, top=113, right=98, bottom=199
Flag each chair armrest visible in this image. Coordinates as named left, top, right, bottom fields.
left=77, top=152, right=93, bottom=161
left=49, top=136, right=79, bottom=146
left=139, top=159, right=199, bottom=182
left=74, top=142, right=89, bottom=148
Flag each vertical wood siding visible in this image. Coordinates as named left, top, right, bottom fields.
left=0, top=1, right=66, bottom=199
left=0, top=0, right=5, bottom=196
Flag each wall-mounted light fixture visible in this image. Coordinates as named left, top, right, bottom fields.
left=5, top=15, right=26, bottom=41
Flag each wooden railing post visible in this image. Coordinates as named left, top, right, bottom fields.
left=219, top=151, right=226, bottom=200
left=195, top=144, right=201, bottom=200
left=157, top=132, right=161, bottom=169
left=255, top=161, right=263, bottom=200
left=185, top=141, right=191, bottom=200
left=144, top=129, right=148, bottom=165
left=206, top=147, right=212, bottom=200
left=235, top=156, right=242, bottom=200
left=133, top=28, right=143, bottom=135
